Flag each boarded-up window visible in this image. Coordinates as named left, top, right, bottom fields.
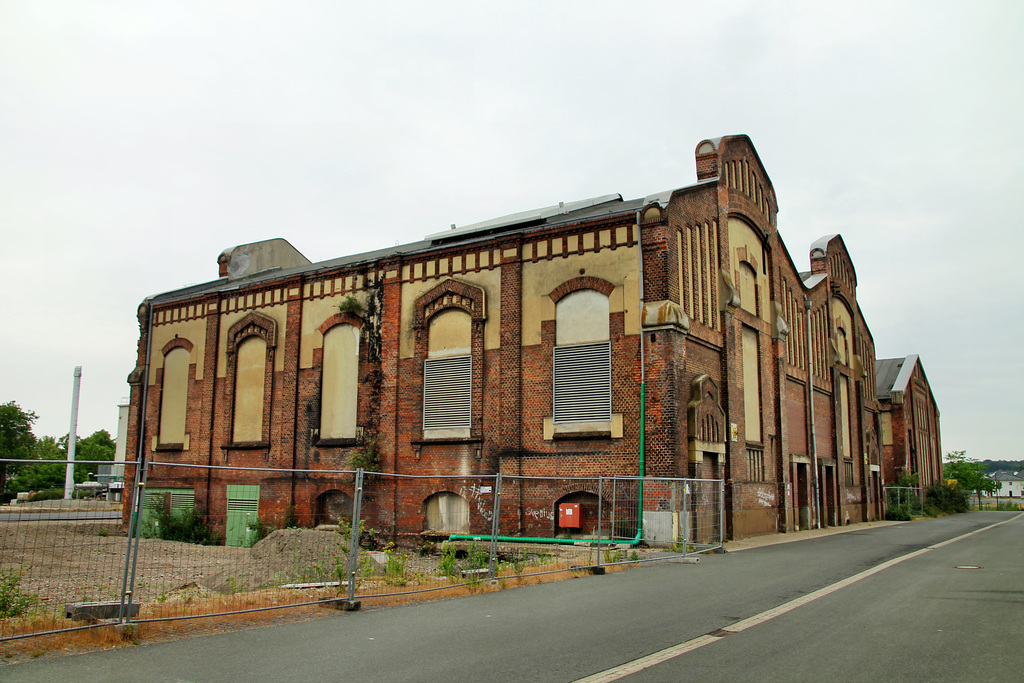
left=424, top=309, right=472, bottom=431
left=233, top=337, right=266, bottom=442
left=159, top=347, right=189, bottom=445
left=839, top=375, right=852, bottom=460
left=554, top=289, right=611, bottom=424
left=553, top=343, right=611, bottom=423
left=321, top=324, right=359, bottom=439
left=739, top=262, right=759, bottom=317
left=423, top=355, right=471, bottom=429
left=424, top=492, right=469, bottom=533
left=742, top=326, right=761, bottom=441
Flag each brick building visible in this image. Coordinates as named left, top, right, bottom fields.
left=123, top=135, right=938, bottom=542
left=876, top=355, right=943, bottom=487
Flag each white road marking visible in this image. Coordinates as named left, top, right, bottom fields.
left=574, top=513, right=1023, bottom=682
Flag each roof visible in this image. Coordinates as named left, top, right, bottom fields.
left=149, top=179, right=709, bottom=305
left=876, top=357, right=907, bottom=400
left=991, top=471, right=1024, bottom=482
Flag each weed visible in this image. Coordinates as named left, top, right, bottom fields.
left=338, top=295, right=363, bottom=315
left=0, top=567, right=38, bottom=618
left=383, top=544, right=409, bottom=587
left=604, top=548, right=625, bottom=563
left=149, top=507, right=219, bottom=545
left=98, top=527, right=110, bottom=538
left=349, top=435, right=381, bottom=472
left=438, top=542, right=459, bottom=581
left=245, top=517, right=274, bottom=547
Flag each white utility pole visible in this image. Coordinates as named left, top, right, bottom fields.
left=64, top=366, right=82, bottom=500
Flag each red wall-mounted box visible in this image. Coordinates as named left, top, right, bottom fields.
left=559, top=503, right=581, bottom=528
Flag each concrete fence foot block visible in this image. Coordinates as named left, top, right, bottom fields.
left=65, top=601, right=139, bottom=622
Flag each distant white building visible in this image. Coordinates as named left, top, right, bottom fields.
left=987, top=471, right=1024, bottom=498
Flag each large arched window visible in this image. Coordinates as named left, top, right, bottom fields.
left=233, top=337, right=267, bottom=443
left=423, top=309, right=472, bottom=431
left=225, top=312, right=276, bottom=446
left=553, top=289, right=611, bottom=424
left=321, top=323, right=360, bottom=440
left=158, top=345, right=190, bottom=447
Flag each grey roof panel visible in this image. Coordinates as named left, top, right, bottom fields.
left=875, top=357, right=906, bottom=400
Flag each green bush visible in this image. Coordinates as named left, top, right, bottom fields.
left=151, top=507, right=218, bottom=545
left=885, top=503, right=913, bottom=521
left=925, top=481, right=969, bottom=515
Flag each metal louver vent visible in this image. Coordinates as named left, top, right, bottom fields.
left=227, top=498, right=259, bottom=513
left=553, top=341, right=611, bottom=423
left=423, top=355, right=472, bottom=429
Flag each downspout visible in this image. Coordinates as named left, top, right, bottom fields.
left=635, top=210, right=646, bottom=541
left=804, top=297, right=821, bottom=529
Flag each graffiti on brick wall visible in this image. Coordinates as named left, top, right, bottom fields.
left=756, top=486, right=775, bottom=508
left=525, top=507, right=554, bottom=521
left=460, top=482, right=494, bottom=522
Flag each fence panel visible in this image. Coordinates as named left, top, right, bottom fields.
left=2, top=460, right=723, bottom=643
left=0, top=460, right=136, bottom=641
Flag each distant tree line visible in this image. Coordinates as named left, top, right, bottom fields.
left=0, top=401, right=115, bottom=500
left=980, top=459, right=1024, bottom=474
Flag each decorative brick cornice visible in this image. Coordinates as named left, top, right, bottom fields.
left=414, top=278, right=486, bottom=329
left=548, top=276, right=615, bottom=303
left=226, top=312, right=277, bottom=355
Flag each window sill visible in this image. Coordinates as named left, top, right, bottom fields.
left=411, top=437, right=482, bottom=446
left=221, top=442, right=269, bottom=450
left=153, top=443, right=186, bottom=452
left=552, top=430, right=612, bottom=441
left=316, top=438, right=359, bottom=448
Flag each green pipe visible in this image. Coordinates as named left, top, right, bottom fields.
left=448, top=534, right=639, bottom=547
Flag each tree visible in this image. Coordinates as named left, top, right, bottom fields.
left=72, top=429, right=116, bottom=482
left=7, top=436, right=65, bottom=492
left=0, top=402, right=38, bottom=494
left=943, top=451, right=996, bottom=505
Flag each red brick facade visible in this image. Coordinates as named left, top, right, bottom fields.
left=123, top=135, right=938, bottom=541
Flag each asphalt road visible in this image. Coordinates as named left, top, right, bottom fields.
left=4, top=512, right=1021, bottom=682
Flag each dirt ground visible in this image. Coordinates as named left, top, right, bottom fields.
left=0, top=500, right=610, bottom=612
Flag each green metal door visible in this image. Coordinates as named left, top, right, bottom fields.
left=225, top=485, right=260, bottom=547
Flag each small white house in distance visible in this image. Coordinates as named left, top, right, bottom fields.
left=988, top=472, right=1024, bottom=497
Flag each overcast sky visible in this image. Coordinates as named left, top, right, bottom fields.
left=1, top=1, right=1021, bottom=463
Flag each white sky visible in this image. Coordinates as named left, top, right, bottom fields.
left=1, top=1, right=1021, bottom=461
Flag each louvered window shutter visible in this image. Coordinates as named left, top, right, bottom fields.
left=553, top=342, right=611, bottom=423
left=423, top=355, right=472, bottom=429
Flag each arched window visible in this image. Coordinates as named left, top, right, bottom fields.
left=554, top=289, right=611, bottom=424
left=321, top=324, right=360, bottom=440
left=158, top=346, right=190, bottom=447
left=424, top=491, right=469, bottom=533
left=225, top=312, right=276, bottom=446
left=233, top=337, right=267, bottom=443
left=423, top=309, right=472, bottom=431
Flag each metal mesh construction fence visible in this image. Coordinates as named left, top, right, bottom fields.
left=1, top=460, right=722, bottom=642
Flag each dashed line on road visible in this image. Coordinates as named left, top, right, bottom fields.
left=574, top=513, right=1024, bottom=683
